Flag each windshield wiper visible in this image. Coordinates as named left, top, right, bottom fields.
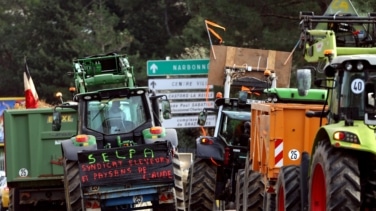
left=92, top=98, right=114, bottom=121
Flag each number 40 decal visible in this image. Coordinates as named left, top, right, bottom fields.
left=351, top=79, right=364, bottom=94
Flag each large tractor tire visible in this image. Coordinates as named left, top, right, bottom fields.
left=235, top=169, right=245, bottom=211
left=185, top=158, right=217, bottom=211
left=63, top=158, right=83, bottom=211
left=263, top=192, right=276, bottom=211
left=241, top=155, right=264, bottom=211
left=172, top=153, right=185, bottom=211
left=361, top=159, right=376, bottom=209
left=309, top=140, right=361, bottom=210
left=8, top=188, right=19, bottom=211
left=244, top=170, right=264, bottom=210
left=153, top=203, right=176, bottom=211
left=276, top=165, right=301, bottom=210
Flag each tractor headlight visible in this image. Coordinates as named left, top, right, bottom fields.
left=356, top=61, right=364, bottom=71
left=345, top=62, right=352, bottom=71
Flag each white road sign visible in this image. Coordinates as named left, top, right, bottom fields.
left=162, top=115, right=216, bottom=128
left=148, top=78, right=212, bottom=90
left=156, top=91, right=214, bottom=100
left=170, top=101, right=214, bottom=114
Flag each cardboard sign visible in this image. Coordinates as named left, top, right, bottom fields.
left=78, top=142, right=174, bottom=187
left=208, top=45, right=292, bottom=88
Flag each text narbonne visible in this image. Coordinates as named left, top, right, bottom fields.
left=77, top=142, right=174, bottom=187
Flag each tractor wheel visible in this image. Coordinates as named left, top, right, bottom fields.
left=244, top=170, right=264, bottom=210
left=185, top=158, right=217, bottom=211
left=362, top=160, right=376, bottom=209
left=263, top=192, right=276, bottom=211
left=235, top=169, right=245, bottom=211
left=63, top=158, right=83, bottom=211
left=153, top=203, right=176, bottom=211
left=276, top=165, right=301, bottom=210
left=8, top=188, right=19, bottom=211
left=172, top=153, right=185, bottom=211
left=309, top=140, right=361, bottom=210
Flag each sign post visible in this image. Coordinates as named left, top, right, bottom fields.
left=147, top=59, right=209, bottom=76
left=162, top=115, right=216, bottom=128
left=148, top=78, right=211, bottom=91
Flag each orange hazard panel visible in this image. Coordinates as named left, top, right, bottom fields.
left=250, top=103, right=327, bottom=180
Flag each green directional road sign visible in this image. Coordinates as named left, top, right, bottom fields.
left=147, top=59, right=209, bottom=76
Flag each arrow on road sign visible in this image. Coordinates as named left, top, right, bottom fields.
left=150, top=81, right=157, bottom=89
left=148, top=78, right=211, bottom=91
left=150, top=63, right=158, bottom=73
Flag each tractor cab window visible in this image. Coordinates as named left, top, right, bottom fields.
left=338, top=71, right=376, bottom=120
left=86, top=95, right=147, bottom=134
left=339, top=72, right=365, bottom=120
left=219, top=111, right=251, bottom=146
left=365, top=75, right=376, bottom=109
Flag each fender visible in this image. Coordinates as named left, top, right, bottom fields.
left=143, top=128, right=178, bottom=149
left=165, top=128, right=178, bottom=149
left=195, top=136, right=225, bottom=161
left=313, top=120, right=376, bottom=155
left=61, top=139, right=97, bottom=161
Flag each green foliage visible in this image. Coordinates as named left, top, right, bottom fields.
left=0, top=0, right=360, bottom=100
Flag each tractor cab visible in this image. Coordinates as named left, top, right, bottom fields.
left=321, top=56, right=376, bottom=125
left=52, top=87, right=172, bottom=149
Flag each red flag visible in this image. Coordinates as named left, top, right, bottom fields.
left=24, top=60, right=38, bottom=108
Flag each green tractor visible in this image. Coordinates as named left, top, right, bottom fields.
left=53, top=53, right=184, bottom=210
left=70, top=52, right=136, bottom=93
left=276, top=9, right=376, bottom=210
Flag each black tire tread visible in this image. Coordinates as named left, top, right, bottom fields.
left=173, top=153, right=185, bottom=211
left=276, top=165, right=301, bottom=210
left=235, top=169, right=245, bottom=211
left=63, top=159, right=83, bottom=211
left=8, top=188, right=15, bottom=211
left=309, top=140, right=361, bottom=210
left=185, top=158, right=216, bottom=211
left=264, top=192, right=276, bottom=211
left=245, top=170, right=264, bottom=210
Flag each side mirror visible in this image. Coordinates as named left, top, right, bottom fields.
left=296, top=68, right=312, bottom=96
left=364, top=82, right=376, bottom=126
left=197, top=110, right=207, bottom=126
left=365, top=82, right=376, bottom=113
left=52, top=111, right=62, bottom=131
left=161, top=99, right=172, bottom=119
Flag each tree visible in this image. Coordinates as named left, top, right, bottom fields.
left=0, top=1, right=32, bottom=96
left=0, top=0, right=369, bottom=102
left=77, top=0, right=133, bottom=54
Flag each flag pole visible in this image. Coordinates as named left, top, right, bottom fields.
left=205, top=21, right=217, bottom=60
left=283, top=40, right=300, bottom=65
